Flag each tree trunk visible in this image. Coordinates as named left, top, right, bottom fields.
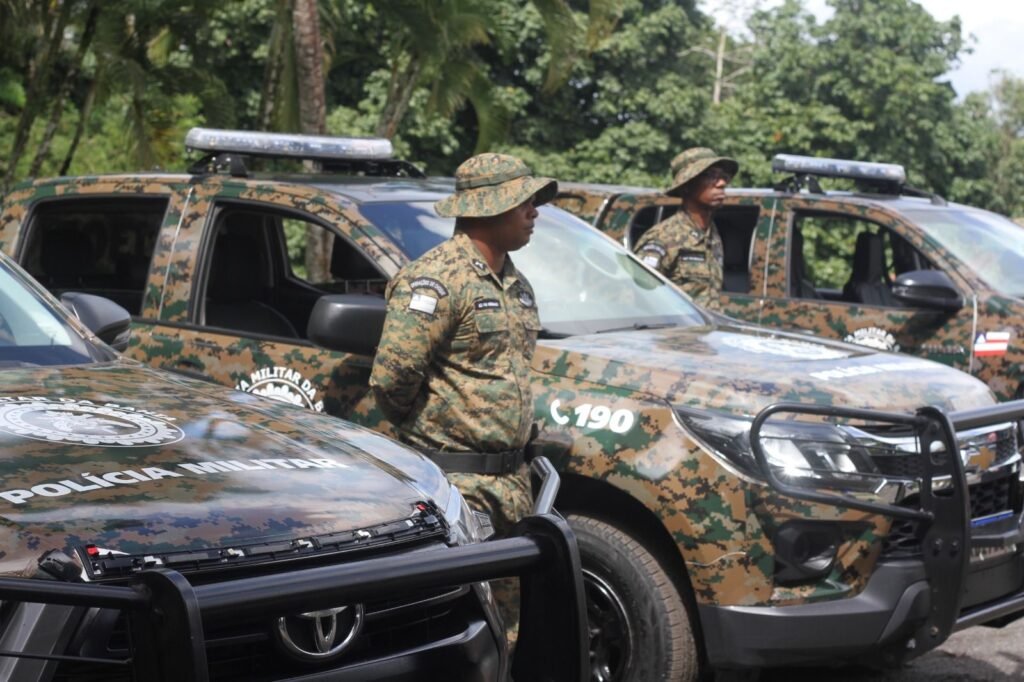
left=59, top=75, right=97, bottom=176
left=4, top=0, right=73, bottom=188
left=292, top=0, right=326, bottom=136
left=713, top=29, right=725, bottom=106
left=260, top=0, right=293, bottom=131
left=30, top=2, right=100, bottom=178
left=375, top=54, right=422, bottom=140
left=292, top=0, right=331, bottom=282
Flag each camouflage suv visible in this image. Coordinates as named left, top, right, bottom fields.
left=0, top=245, right=584, bottom=680
left=554, top=154, right=1024, bottom=402
left=4, top=130, right=1024, bottom=680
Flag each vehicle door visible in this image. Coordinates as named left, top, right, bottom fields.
left=0, top=178, right=188, bottom=350
left=140, top=178, right=401, bottom=428
left=711, top=195, right=770, bottom=318
left=758, top=198, right=974, bottom=370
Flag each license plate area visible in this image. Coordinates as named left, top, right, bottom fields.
left=970, top=543, right=1016, bottom=565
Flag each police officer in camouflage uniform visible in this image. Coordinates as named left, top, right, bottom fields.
left=369, top=152, right=556, bottom=643
left=634, top=147, right=739, bottom=311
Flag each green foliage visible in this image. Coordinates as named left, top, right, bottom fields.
left=283, top=217, right=309, bottom=279
left=0, top=68, right=24, bottom=110
left=799, top=215, right=874, bottom=290
left=0, top=0, right=1020, bottom=221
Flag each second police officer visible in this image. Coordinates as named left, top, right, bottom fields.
left=634, top=147, right=739, bottom=311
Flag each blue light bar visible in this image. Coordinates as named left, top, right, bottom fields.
left=771, top=154, right=906, bottom=184
left=185, top=128, right=394, bottom=161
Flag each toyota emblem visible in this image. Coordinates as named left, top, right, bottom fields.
left=276, top=604, right=364, bottom=661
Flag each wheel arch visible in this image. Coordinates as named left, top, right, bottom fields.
left=557, top=472, right=709, bottom=660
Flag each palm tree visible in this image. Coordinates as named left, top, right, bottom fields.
left=291, top=0, right=332, bottom=281
left=371, top=0, right=622, bottom=152
left=260, top=0, right=342, bottom=133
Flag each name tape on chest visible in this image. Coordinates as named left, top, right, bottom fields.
left=679, top=250, right=706, bottom=262
left=474, top=298, right=502, bottom=311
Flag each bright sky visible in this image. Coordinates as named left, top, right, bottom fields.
left=703, top=0, right=1023, bottom=97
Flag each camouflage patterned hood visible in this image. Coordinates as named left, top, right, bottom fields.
left=534, top=322, right=995, bottom=416
left=0, top=362, right=449, bottom=577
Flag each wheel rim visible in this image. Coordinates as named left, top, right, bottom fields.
left=582, top=567, right=633, bottom=682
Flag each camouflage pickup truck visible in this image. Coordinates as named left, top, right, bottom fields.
left=0, top=243, right=584, bottom=680
left=555, top=154, right=1024, bottom=403
left=4, top=130, right=1024, bottom=680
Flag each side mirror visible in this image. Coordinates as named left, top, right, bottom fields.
left=59, top=292, right=132, bottom=351
left=307, top=294, right=386, bottom=356
left=892, top=270, right=963, bottom=311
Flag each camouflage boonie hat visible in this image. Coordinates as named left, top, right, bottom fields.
left=435, top=153, right=558, bottom=218
left=667, top=147, right=739, bottom=197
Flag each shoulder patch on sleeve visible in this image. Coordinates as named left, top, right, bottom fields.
left=408, top=277, right=449, bottom=298
left=517, top=288, right=535, bottom=308
left=638, top=242, right=668, bottom=257
left=408, top=293, right=439, bottom=316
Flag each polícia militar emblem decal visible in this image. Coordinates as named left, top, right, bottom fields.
left=0, top=398, right=184, bottom=446
left=518, top=289, right=535, bottom=308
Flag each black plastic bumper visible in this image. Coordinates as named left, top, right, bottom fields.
left=701, top=550, right=1024, bottom=669
left=0, top=458, right=587, bottom=682
left=728, top=400, right=1024, bottom=669
left=308, top=618, right=500, bottom=682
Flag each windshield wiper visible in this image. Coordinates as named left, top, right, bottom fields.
left=594, top=322, right=679, bottom=334
left=539, top=327, right=572, bottom=339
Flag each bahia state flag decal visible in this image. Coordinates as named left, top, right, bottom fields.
left=974, top=331, right=1011, bottom=357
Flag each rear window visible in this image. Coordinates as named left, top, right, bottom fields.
left=20, top=198, right=167, bottom=314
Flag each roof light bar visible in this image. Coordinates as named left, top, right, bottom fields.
left=185, top=127, right=394, bottom=161
left=771, top=154, right=906, bottom=185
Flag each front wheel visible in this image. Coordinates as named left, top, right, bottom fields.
left=568, top=513, right=700, bottom=682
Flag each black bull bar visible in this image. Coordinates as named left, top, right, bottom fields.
left=750, top=400, right=1024, bottom=657
left=0, top=457, right=587, bottom=682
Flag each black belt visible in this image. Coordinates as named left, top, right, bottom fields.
left=419, top=448, right=525, bottom=475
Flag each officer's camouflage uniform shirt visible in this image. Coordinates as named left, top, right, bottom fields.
left=634, top=211, right=724, bottom=311
left=370, top=230, right=541, bottom=453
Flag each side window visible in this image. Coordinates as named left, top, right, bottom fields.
left=793, top=212, right=925, bottom=307
left=202, top=204, right=384, bottom=341
left=714, top=206, right=759, bottom=294
left=20, top=198, right=166, bottom=314
left=282, top=217, right=385, bottom=294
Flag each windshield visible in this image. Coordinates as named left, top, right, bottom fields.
left=358, top=202, right=706, bottom=336
left=0, top=260, right=104, bottom=366
left=902, top=207, right=1024, bottom=297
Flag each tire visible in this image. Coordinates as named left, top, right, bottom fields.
left=568, top=513, right=700, bottom=682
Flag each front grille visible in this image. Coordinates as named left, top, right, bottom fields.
left=881, top=471, right=1021, bottom=558
left=867, top=423, right=1017, bottom=479
left=52, top=584, right=479, bottom=682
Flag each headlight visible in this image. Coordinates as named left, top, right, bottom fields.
left=676, top=406, right=881, bottom=489
left=442, top=484, right=495, bottom=545
left=676, top=406, right=1018, bottom=500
